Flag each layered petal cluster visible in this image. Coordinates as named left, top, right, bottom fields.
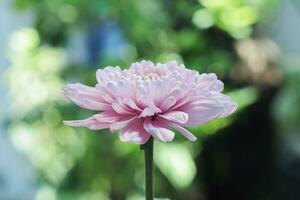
left=64, top=60, right=237, bottom=144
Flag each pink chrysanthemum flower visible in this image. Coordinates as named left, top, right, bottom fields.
left=64, top=60, right=237, bottom=144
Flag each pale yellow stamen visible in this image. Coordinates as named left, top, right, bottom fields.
left=129, top=72, right=161, bottom=82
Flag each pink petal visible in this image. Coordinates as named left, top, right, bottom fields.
left=197, top=73, right=224, bottom=92
left=120, top=118, right=150, bottom=144
left=183, top=94, right=237, bottom=126
left=143, top=118, right=175, bottom=142
left=185, top=106, right=223, bottom=126
left=147, top=79, right=166, bottom=102
left=106, top=80, right=135, bottom=98
left=212, top=80, right=224, bottom=92
left=64, top=83, right=110, bottom=111
left=159, top=111, right=188, bottom=124
left=64, top=112, right=119, bottom=130
left=170, top=94, right=193, bottom=110
left=110, top=117, right=137, bottom=131
left=139, top=107, right=157, bottom=118
left=137, top=94, right=161, bottom=117
left=123, top=98, right=142, bottom=111
left=112, top=101, right=134, bottom=114
left=219, top=101, right=238, bottom=118
left=96, top=67, right=121, bottom=84
left=64, top=116, right=109, bottom=130
left=96, top=111, right=121, bottom=123
left=170, top=122, right=197, bottom=141
left=168, top=88, right=184, bottom=100
left=137, top=95, right=161, bottom=113
left=160, top=96, right=176, bottom=111
left=95, top=84, right=115, bottom=103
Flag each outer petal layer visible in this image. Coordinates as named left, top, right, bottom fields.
left=170, top=122, right=197, bottom=141
left=120, top=118, right=150, bottom=144
left=64, top=83, right=110, bottom=110
left=64, top=112, right=120, bottom=130
left=143, top=118, right=175, bottom=142
left=183, top=94, right=237, bottom=126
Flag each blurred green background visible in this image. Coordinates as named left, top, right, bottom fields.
left=1, top=0, right=300, bottom=200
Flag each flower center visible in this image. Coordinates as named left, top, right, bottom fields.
left=130, top=72, right=161, bottom=82
left=143, top=72, right=160, bottom=80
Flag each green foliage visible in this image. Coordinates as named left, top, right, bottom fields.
left=194, top=0, right=281, bottom=38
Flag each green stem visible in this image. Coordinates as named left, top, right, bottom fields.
left=142, top=137, right=154, bottom=200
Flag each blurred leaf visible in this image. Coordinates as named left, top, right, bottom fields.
left=154, top=142, right=196, bottom=189
left=197, top=0, right=280, bottom=38
left=227, top=86, right=258, bottom=111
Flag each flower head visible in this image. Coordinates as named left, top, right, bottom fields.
left=64, top=60, right=237, bottom=144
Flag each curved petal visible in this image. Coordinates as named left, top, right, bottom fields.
left=184, top=94, right=237, bottom=126
left=147, top=79, right=167, bottom=103
left=64, top=116, right=108, bottom=130
left=96, top=66, right=122, bottom=84
left=95, top=84, right=115, bottom=103
left=112, top=102, right=132, bottom=114
left=159, top=111, right=188, bottom=124
left=212, top=80, right=224, bottom=93
left=197, top=73, right=224, bottom=92
left=170, top=122, right=197, bottom=141
left=105, top=80, right=135, bottom=98
left=137, top=94, right=161, bottom=112
left=143, top=118, right=175, bottom=142
left=64, top=83, right=110, bottom=111
left=120, top=118, right=151, bottom=144
left=110, top=117, right=137, bottom=131
left=123, top=97, right=142, bottom=111
left=139, top=107, right=157, bottom=118
left=160, top=96, right=176, bottom=111
left=217, top=99, right=238, bottom=118
left=64, top=112, right=119, bottom=130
